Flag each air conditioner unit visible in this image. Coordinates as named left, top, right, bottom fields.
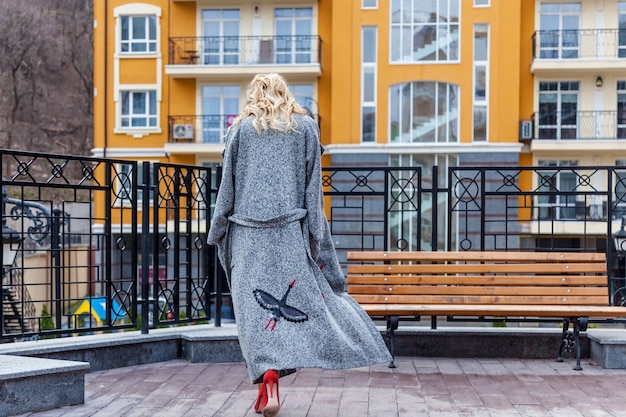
left=519, top=120, right=533, bottom=140
left=173, top=124, right=194, bottom=139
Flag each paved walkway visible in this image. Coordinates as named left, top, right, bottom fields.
left=12, top=356, right=626, bottom=417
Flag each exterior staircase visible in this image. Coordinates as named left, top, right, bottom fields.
left=2, top=269, right=36, bottom=340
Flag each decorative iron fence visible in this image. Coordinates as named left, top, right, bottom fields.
left=2, top=149, right=626, bottom=342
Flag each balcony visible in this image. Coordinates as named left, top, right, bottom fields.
left=526, top=111, right=626, bottom=152
left=165, top=35, right=322, bottom=80
left=165, top=113, right=320, bottom=155
left=531, top=29, right=626, bottom=74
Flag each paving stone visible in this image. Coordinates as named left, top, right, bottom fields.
left=12, top=357, right=626, bottom=417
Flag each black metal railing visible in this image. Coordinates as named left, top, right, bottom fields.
left=529, top=111, right=626, bottom=140
left=532, top=28, right=626, bottom=59
left=168, top=35, right=322, bottom=66
left=0, top=150, right=216, bottom=341
left=168, top=113, right=320, bottom=144
left=3, top=148, right=626, bottom=341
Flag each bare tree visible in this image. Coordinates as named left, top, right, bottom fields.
left=0, top=1, right=44, bottom=154
left=0, top=0, right=93, bottom=161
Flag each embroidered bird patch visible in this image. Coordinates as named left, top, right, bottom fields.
left=253, top=279, right=309, bottom=331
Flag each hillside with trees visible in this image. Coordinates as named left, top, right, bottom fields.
left=0, top=0, right=93, bottom=157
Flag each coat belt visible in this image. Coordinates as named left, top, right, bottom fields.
left=228, top=208, right=307, bottom=228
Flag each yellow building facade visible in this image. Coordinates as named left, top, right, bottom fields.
left=93, top=0, right=626, bottom=249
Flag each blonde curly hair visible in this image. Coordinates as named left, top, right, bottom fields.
left=232, top=73, right=308, bottom=134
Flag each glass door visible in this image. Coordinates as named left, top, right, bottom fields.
left=274, top=8, right=312, bottom=64
left=202, top=9, right=240, bottom=65
left=201, top=86, right=240, bottom=143
left=538, top=81, right=579, bottom=139
left=539, top=3, right=580, bottom=59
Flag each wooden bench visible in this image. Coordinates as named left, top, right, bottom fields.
left=347, top=250, right=626, bottom=370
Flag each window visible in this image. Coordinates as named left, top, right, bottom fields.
left=389, top=82, right=459, bottom=143
left=275, top=8, right=313, bottom=64
left=290, top=84, right=315, bottom=118
left=120, top=91, right=157, bottom=129
left=362, top=0, right=378, bottom=8
left=620, top=2, right=626, bottom=57
left=474, top=0, right=490, bottom=5
left=537, top=81, right=579, bottom=139
left=538, top=3, right=580, bottom=59
left=121, top=16, right=157, bottom=53
left=615, top=160, right=626, bottom=218
left=473, top=24, right=489, bottom=142
left=536, top=160, right=578, bottom=220
left=618, top=81, right=626, bottom=139
left=389, top=154, right=457, bottom=251
left=202, top=9, right=240, bottom=65
left=115, top=162, right=155, bottom=206
left=390, top=0, right=459, bottom=62
left=362, top=26, right=377, bottom=142
left=201, top=85, right=240, bottom=144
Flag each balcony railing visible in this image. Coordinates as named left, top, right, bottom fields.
left=169, top=115, right=233, bottom=144
left=530, top=111, right=626, bottom=140
left=532, top=29, right=626, bottom=60
left=168, top=35, right=322, bottom=66
left=168, top=113, right=321, bottom=144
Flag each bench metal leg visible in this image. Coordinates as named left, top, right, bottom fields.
left=556, top=317, right=588, bottom=371
left=386, top=315, right=399, bottom=368
left=573, top=317, right=588, bottom=371
left=556, top=318, right=570, bottom=363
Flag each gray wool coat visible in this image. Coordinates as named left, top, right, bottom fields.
left=207, top=114, right=392, bottom=384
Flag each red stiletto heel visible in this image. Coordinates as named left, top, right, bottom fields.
left=261, top=370, right=280, bottom=417
left=253, top=383, right=265, bottom=413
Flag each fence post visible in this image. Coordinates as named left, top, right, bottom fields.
left=51, top=208, right=63, bottom=328
left=140, top=162, right=150, bottom=334
left=213, top=166, right=223, bottom=327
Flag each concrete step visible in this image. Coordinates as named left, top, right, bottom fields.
left=0, top=354, right=89, bottom=416
left=589, top=329, right=626, bottom=368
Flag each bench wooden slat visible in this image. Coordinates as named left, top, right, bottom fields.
left=357, top=304, right=626, bottom=317
left=347, top=250, right=621, bottom=371
left=347, top=285, right=607, bottom=297
left=347, top=275, right=609, bottom=286
left=351, top=294, right=608, bottom=305
left=347, top=251, right=607, bottom=263
left=347, top=263, right=605, bottom=275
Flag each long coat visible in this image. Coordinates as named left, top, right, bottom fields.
left=207, top=115, right=391, bottom=383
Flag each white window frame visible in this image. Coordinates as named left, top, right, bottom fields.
left=474, top=0, right=490, bottom=6
left=537, top=81, right=580, bottom=140
left=201, top=9, right=241, bottom=65
left=619, top=2, right=626, bottom=57
left=389, top=0, right=460, bottom=63
left=114, top=4, right=161, bottom=56
left=115, top=87, right=161, bottom=136
left=473, top=24, right=489, bottom=142
left=362, top=0, right=378, bottom=9
left=389, top=81, right=459, bottom=143
left=274, top=7, right=313, bottom=64
left=120, top=16, right=157, bottom=53
left=538, top=3, right=581, bottom=59
left=120, top=90, right=158, bottom=129
left=618, top=81, right=626, bottom=139
left=362, top=26, right=377, bottom=143
left=201, top=85, right=241, bottom=144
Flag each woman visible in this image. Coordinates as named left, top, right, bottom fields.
left=207, top=73, right=391, bottom=417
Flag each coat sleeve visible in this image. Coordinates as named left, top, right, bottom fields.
left=304, top=119, right=325, bottom=260
left=207, top=126, right=238, bottom=246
